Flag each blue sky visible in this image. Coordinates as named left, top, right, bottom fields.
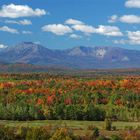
left=0, top=0, right=140, bottom=50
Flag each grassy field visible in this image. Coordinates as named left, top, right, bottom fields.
left=0, top=120, right=139, bottom=136
left=1, top=120, right=140, bottom=129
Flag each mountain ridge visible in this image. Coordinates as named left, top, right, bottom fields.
left=0, top=42, right=140, bottom=69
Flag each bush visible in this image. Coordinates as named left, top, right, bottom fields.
left=0, top=124, right=5, bottom=139
left=87, top=125, right=95, bottom=130
left=97, top=135, right=109, bottom=140
left=111, top=135, right=122, bottom=140
left=105, top=118, right=112, bottom=131
left=112, top=126, right=116, bottom=131
left=0, top=125, right=51, bottom=140
left=136, top=125, right=140, bottom=130
left=92, top=127, right=100, bottom=138
left=50, top=128, right=74, bottom=140
left=124, top=126, right=133, bottom=131
left=26, top=127, right=50, bottom=140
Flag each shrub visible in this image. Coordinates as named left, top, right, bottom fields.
left=105, top=118, right=112, bottom=131
left=97, top=135, right=109, bottom=140
left=26, top=127, right=50, bottom=140
left=92, top=127, right=100, bottom=138
left=0, top=124, right=5, bottom=139
left=87, top=125, right=95, bottom=130
left=112, top=126, right=116, bottom=131
left=50, top=128, right=74, bottom=140
left=111, top=135, right=122, bottom=140
left=124, top=126, right=133, bottom=131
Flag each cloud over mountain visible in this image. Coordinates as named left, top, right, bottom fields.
left=0, top=44, right=8, bottom=49
left=95, top=25, right=123, bottom=36
left=72, top=24, right=95, bottom=35
left=42, top=24, right=73, bottom=35
left=114, top=31, right=140, bottom=45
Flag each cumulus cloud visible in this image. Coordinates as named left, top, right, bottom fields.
left=5, top=19, right=32, bottom=25
left=109, top=14, right=140, bottom=24
left=127, top=31, right=140, bottom=44
left=0, top=26, right=19, bottom=34
left=42, top=19, right=123, bottom=37
left=120, top=15, right=140, bottom=24
left=42, top=24, right=73, bottom=35
left=125, top=0, right=140, bottom=8
left=0, top=44, right=8, bottom=49
left=0, top=4, right=46, bottom=18
left=114, top=31, right=140, bottom=45
left=72, top=24, right=95, bottom=35
left=69, top=34, right=82, bottom=39
left=95, top=25, right=123, bottom=36
left=71, top=22, right=122, bottom=36
left=22, top=31, right=32, bottom=34
left=65, top=19, right=84, bottom=25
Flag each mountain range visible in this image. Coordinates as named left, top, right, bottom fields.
left=0, top=42, right=140, bottom=69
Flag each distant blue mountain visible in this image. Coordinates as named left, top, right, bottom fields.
left=0, top=42, right=140, bottom=69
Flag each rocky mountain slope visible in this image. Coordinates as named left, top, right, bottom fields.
left=0, top=42, right=140, bottom=69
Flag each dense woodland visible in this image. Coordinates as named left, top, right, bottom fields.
left=0, top=73, right=139, bottom=121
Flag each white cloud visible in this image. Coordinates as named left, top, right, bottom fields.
left=127, top=31, right=140, bottom=44
left=42, top=24, right=73, bottom=35
left=108, top=15, right=118, bottom=23
left=120, top=15, right=140, bottom=24
left=95, top=25, right=123, bottom=36
left=72, top=23, right=122, bottom=37
left=69, top=34, right=82, bottom=39
left=114, top=31, right=140, bottom=45
left=125, top=0, right=140, bottom=8
left=0, top=4, right=46, bottom=18
left=5, top=19, right=32, bottom=25
left=72, top=24, right=95, bottom=35
left=42, top=19, right=123, bottom=37
left=0, top=26, right=19, bottom=34
left=109, top=14, right=140, bottom=24
left=22, top=31, right=32, bottom=34
left=65, top=19, right=84, bottom=25
left=0, top=44, right=8, bottom=49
